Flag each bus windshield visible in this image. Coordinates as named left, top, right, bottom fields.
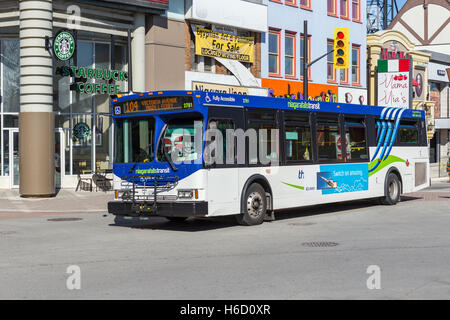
left=157, top=118, right=203, bottom=163
left=114, top=117, right=155, bottom=163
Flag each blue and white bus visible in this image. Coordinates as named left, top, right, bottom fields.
left=108, top=90, right=429, bottom=225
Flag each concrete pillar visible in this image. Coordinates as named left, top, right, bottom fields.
left=132, top=13, right=146, bottom=92
left=19, top=0, right=55, bottom=197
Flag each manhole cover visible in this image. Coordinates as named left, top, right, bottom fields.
left=47, top=218, right=83, bottom=222
left=0, top=231, right=17, bottom=235
left=302, top=241, right=339, bottom=247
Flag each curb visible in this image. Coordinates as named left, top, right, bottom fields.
left=431, top=177, right=450, bottom=183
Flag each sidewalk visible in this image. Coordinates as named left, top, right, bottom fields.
left=0, top=189, right=112, bottom=220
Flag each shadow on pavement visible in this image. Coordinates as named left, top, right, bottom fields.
left=109, top=195, right=429, bottom=232
left=109, top=198, right=402, bottom=231
left=110, top=215, right=238, bottom=232
left=399, top=195, right=423, bottom=202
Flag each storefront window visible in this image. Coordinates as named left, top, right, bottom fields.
left=4, top=115, right=18, bottom=128
left=2, top=131, right=8, bottom=176
left=54, top=58, right=72, bottom=113
left=96, top=114, right=113, bottom=171
left=94, top=43, right=111, bottom=114
left=72, top=114, right=93, bottom=174
left=51, top=39, right=128, bottom=178
left=2, top=40, right=20, bottom=113
left=114, top=45, right=128, bottom=93
left=56, top=115, right=71, bottom=176
left=72, top=42, right=94, bottom=114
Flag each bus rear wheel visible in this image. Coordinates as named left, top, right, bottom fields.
left=380, top=173, right=401, bottom=205
left=236, top=183, right=267, bottom=226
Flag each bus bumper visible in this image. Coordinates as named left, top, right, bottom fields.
left=107, top=201, right=208, bottom=218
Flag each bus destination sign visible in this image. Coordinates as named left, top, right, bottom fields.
left=115, top=96, right=194, bottom=115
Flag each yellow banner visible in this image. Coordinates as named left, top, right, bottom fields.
left=195, top=27, right=254, bottom=63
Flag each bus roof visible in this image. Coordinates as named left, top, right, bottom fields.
left=111, top=90, right=425, bottom=119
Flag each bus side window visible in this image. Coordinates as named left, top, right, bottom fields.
left=247, top=110, right=279, bottom=166
left=398, top=120, right=419, bottom=145
left=344, top=118, right=368, bottom=161
left=284, top=113, right=312, bottom=162
left=316, top=117, right=340, bottom=161
left=206, top=119, right=235, bottom=165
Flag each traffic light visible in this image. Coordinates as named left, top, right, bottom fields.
left=334, top=28, right=349, bottom=69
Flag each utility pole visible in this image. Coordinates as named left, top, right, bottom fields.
left=302, top=20, right=335, bottom=101
left=303, top=20, right=308, bottom=99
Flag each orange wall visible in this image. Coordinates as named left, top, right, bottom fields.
left=261, top=78, right=338, bottom=102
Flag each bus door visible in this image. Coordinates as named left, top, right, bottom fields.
left=205, top=107, right=245, bottom=215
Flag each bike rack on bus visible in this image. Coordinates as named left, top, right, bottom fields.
left=121, top=175, right=179, bottom=213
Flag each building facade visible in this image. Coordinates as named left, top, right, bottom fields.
left=261, top=0, right=367, bottom=103
left=385, top=0, right=450, bottom=176
left=0, top=0, right=170, bottom=194
left=367, top=30, right=434, bottom=134
left=184, top=0, right=268, bottom=96
left=425, top=50, right=450, bottom=176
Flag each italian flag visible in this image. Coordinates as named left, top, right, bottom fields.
left=378, top=59, right=410, bottom=73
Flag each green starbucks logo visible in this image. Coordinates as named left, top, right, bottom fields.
left=53, top=31, right=75, bottom=61
left=73, top=122, right=91, bottom=140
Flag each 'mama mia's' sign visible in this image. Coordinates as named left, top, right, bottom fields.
left=377, top=59, right=412, bottom=109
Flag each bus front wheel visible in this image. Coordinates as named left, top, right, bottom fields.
left=380, top=173, right=401, bottom=205
left=236, top=183, right=267, bottom=226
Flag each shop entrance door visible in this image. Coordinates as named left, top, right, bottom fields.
left=8, top=129, right=19, bottom=188
left=55, top=130, right=65, bottom=188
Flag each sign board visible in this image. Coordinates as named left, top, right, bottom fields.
left=114, top=96, right=194, bottom=115
left=100, top=0, right=169, bottom=10
left=55, top=66, right=127, bottom=95
left=338, top=87, right=367, bottom=105
left=195, top=27, right=254, bottom=63
left=192, top=82, right=249, bottom=95
left=53, top=30, right=76, bottom=61
left=186, top=0, right=267, bottom=32
left=262, top=78, right=338, bottom=102
left=377, top=59, right=412, bottom=109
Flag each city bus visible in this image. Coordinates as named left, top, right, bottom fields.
left=107, top=90, right=429, bottom=225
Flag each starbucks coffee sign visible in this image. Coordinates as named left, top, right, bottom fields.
left=52, top=29, right=127, bottom=96
left=56, top=66, right=128, bottom=95
left=53, top=30, right=75, bottom=61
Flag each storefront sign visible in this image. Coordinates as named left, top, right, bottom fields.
left=55, top=66, right=128, bottom=95
left=381, top=41, right=411, bottom=60
left=53, top=30, right=76, bottom=61
left=192, top=82, right=249, bottom=95
left=261, top=78, right=338, bottom=102
left=100, top=0, right=169, bottom=9
left=338, top=87, right=367, bottom=105
left=414, top=69, right=425, bottom=100
left=377, top=59, right=411, bottom=109
left=195, top=27, right=254, bottom=63
left=73, top=122, right=91, bottom=140
left=114, top=96, right=194, bottom=115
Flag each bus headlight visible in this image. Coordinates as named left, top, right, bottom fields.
left=178, top=190, right=194, bottom=199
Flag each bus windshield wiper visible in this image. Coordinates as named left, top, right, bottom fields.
left=163, top=147, right=178, bottom=172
